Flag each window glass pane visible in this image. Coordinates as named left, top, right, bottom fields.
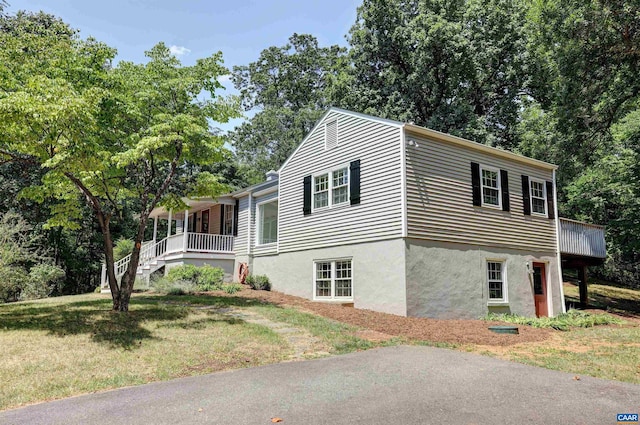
left=333, top=186, right=348, bottom=205
left=332, top=168, right=348, bottom=187
left=530, top=181, right=546, bottom=214
left=487, top=261, right=504, bottom=300
left=315, top=262, right=332, bottom=297
left=532, top=198, right=546, bottom=214
left=259, top=202, right=278, bottom=244
left=314, top=174, right=329, bottom=209
left=335, top=280, right=352, bottom=297
left=481, top=169, right=500, bottom=206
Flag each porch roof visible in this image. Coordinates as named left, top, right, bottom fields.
left=149, top=196, right=235, bottom=219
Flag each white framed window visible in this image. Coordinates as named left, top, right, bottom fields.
left=312, top=165, right=350, bottom=212
left=529, top=179, right=547, bottom=216
left=314, top=174, right=329, bottom=209
left=332, top=167, right=349, bottom=205
left=313, top=259, right=353, bottom=300
left=224, top=205, right=234, bottom=235
left=487, top=260, right=507, bottom=303
left=481, top=166, right=501, bottom=208
left=256, top=200, right=278, bottom=245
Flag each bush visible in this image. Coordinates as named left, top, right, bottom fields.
left=21, top=264, right=65, bottom=300
left=113, top=238, right=135, bottom=261
left=197, top=265, right=225, bottom=291
left=152, top=276, right=198, bottom=295
left=166, top=264, right=200, bottom=282
left=246, top=274, right=270, bottom=291
left=222, top=283, right=243, bottom=294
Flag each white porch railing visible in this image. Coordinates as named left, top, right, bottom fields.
left=102, top=233, right=235, bottom=287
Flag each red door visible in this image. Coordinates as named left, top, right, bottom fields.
left=533, top=263, right=548, bottom=317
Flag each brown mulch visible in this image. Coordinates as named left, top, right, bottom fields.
left=221, top=288, right=553, bottom=347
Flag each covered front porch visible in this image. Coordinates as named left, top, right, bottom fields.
left=101, top=197, right=238, bottom=290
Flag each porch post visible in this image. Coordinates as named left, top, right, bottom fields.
left=578, top=265, right=588, bottom=309
left=153, top=216, right=158, bottom=243
left=167, top=209, right=172, bottom=238
left=100, top=263, right=106, bottom=290
left=183, top=209, right=189, bottom=252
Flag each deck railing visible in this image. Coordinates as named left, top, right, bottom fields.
left=559, top=218, right=606, bottom=258
left=188, top=233, right=235, bottom=252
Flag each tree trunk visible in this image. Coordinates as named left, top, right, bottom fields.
left=97, top=213, right=120, bottom=311
left=116, top=214, right=150, bottom=312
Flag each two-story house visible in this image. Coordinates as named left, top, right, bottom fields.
left=103, top=108, right=606, bottom=318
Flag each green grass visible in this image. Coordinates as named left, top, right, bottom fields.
left=563, top=281, right=640, bottom=315
left=485, top=309, right=624, bottom=330
left=0, top=292, right=384, bottom=411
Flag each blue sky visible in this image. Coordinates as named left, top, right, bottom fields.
left=7, top=0, right=361, bottom=131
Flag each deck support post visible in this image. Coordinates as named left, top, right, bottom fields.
left=167, top=210, right=172, bottom=238
left=578, top=265, right=588, bottom=309
left=183, top=209, right=189, bottom=252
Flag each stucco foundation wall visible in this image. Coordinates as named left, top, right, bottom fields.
left=251, top=238, right=407, bottom=316
left=405, top=239, right=562, bottom=319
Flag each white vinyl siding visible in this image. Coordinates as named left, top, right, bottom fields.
left=530, top=178, right=547, bottom=216
left=279, top=111, right=403, bottom=253
left=405, top=131, right=557, bottom=252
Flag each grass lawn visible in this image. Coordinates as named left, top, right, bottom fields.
left=469, top=282, right=640, bottom=384
left=0, top=293, right=387, bottom=411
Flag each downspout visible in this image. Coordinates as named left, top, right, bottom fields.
left=553, top=169, right=566, bottom=314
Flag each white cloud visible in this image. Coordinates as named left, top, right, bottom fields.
left=217, top=74, right=232, bottom=84
left=169, top=45, right=191, bottom=57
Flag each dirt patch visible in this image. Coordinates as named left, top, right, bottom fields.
left=217, top=288, right=552, bottom=346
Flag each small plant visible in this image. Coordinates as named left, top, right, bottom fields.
left=222, top=283, right=243, bottom=294
left=166, top=264, right=200, bottom=282
left=484, top=309, right=624, bottom=331
left=246, top=274, right=271, bottom=291
left=113, top=237, right=135, bottom=261
left=151, top=276, right=198, bottom=295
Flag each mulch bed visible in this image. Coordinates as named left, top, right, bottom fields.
left=221, top=288, right=552, bottom=347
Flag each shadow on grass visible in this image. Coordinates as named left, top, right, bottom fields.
left=0, top=296, right=246, bottom=350
left=564, top=283, right=640, bottom=317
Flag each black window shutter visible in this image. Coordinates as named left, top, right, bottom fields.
left=303, top=175, right=312, bottom=215
left=350, top=160, right=361, bottom=205
left=219, top=204, right=225, bottom=234
left=521, top=175, right=531, bottom=215
left=471, top=162, right=481, bottom=206
left=233, top=199, right=239, bottom=236
left=500, top=169, right=510, bottom=212
left=546, top=181, right=555, bottom=219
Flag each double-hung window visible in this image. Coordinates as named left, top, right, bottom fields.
left=313, top=166, right=349, bottom=211
left=314, top=259, right=353, bottom=300
left=487, top=260, right=507, bottom=303
left=224, top=205, right=234, bottom=235
left=257, top=201, right=278, bottom=245
left=529, top=179, right=547, bottom=215
left=481, top=167, right=501, bottom=208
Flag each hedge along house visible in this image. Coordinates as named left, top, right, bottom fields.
left=102, top=108, right=605, bottom=318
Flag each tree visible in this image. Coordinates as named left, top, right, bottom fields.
left=0, top=12, right=239, bottom=311
left=230, top=33, right=347, bottom=173
left=345, top=0, right=531, bottom=148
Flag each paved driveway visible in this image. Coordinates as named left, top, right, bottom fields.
left=1, top=346, right=638, bottom=425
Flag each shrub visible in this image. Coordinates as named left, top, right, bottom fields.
left=196, top=265, right=224, bottom=291
left=167, top=264, right=200, bottom=282
left=113, top=238, right=135, bottom=261
left=246, top=274, right=270, bottom=291
left=21, top=264, right=66, bottom=300
left=152, top=276, right=197, bottom=295
left=222, top=283, right=243, bottom=294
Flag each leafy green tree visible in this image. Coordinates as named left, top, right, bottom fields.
left=345, top=0, right=531, bottom=148
left=0, top=12, right=238, bottom=311
left=230, top=33, right=347, bottom=173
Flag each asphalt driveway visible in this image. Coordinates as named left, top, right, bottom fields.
left=1, top=346, right=638, bottom=425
